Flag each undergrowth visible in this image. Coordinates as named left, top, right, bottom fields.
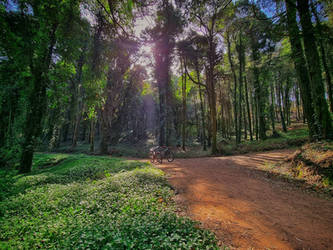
left=0, top=153, right=218, bottom=249
left=260, top=142, right=333, bottom=194
left=287, top=142, right=333, bottom=189
left=219, top=127, right=309, bottom=156
left=174, top=126, right=309, bottom=158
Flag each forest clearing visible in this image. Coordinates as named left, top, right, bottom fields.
left=1, top=0, right=333, bottom=249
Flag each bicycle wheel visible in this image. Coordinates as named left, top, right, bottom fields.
left=150, top=152, right=155, bottom=163
left=167, top=151, right=174, bottom=162
left=156, top=152, right=162, bottom=164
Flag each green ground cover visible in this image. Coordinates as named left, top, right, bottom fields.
left=0, top=153, right=217, bottom=249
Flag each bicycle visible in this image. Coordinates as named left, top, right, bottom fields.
left=149, top=146, right=174, bottom=164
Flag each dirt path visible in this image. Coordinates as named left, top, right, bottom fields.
left=157, top=150, right=333, bottom=249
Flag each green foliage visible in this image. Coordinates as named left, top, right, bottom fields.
left=0, top=153, right=218, bottom=249
left=220, top=127, right=309, bottom=155
left=174, top=72, right=197, bottom=101
left=0, top=0, right=93, bottom=171
left=141, top=82, right=153, bottom=96
left=47, top=61, right=76, bottom=110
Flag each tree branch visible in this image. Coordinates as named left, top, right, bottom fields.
left=184, top=60, right=206, bottom=88
left=95, top=0, right=130, bottom=37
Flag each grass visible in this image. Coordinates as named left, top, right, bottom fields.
left=0, top=153, right=218, bottom=249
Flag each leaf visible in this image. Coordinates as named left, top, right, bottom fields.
left=127, top=0, right=133, bottom=13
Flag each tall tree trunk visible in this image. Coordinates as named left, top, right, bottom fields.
left=71, top=50, right=85, bottom=148
left=165, top=69, right=172, bottom=146
left=62, top=117, right=70, bottom=142
left=243, top=102, right=247, bottom=140
left=270, top=80, right=277, bottom=135
left=194, top=96, right=200, bottom=140
left=72, top=114, right=81, bottom=148
left=226, top=32, right=239, bottom=144
left=284, top=76, right=291, bottom=126
left=81, top=120, right=87, bottom=142
left=244, top=76, right=253, bottom=141
left=295, top=84, right=301, bottom=121
left=254, top=96, right=259, bottom=141
left=181, top=59, right=187, bottom=151
left=19, top=23, right=58, bottom=173
left=90, top=120, right=95, bottom=153
left=276, top=74, right=287, bottom=133
left=207, top=40, right=218, bottom=154
left=250, top=38, right=266, bottom=140
left=100, top=112, right=109, bottom=154
left=310, top=1, right=333, bottom=112
left=297, top=0, right=333, bottom=139
left=285, top=0, right=317, bottom=139
left=206, top=95, right=212, bottom=148
left=237, top=31, right=243, bottom=144
left=219, top=84, right=225, bottom=138
left=158, top=85, right=166, bottom=146
left=196, top=66, right=207, bottom=151
left=199, top=86, right=207, bottom=150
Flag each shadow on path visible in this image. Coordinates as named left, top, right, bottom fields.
left=158, top=149, right=333, bottom=249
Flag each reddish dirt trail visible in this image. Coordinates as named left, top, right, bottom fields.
left=157, top=150, right=333, bottom=249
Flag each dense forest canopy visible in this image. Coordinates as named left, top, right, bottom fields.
left=0, top=0, right=332, bottom=172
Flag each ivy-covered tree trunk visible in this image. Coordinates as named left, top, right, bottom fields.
left=296, top=0, right=332, bottom=139
left=20, top=74, right=46, bottom=173
left=285, top=0, right=317, bottom=140
left=71, top=50, right=85, bottom=148
left=19, top=23, right=58, bottom=173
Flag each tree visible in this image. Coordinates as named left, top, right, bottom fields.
left=14, top=0, right=85, bottom=173
left=177, top=0, right=233, bottom=154
left=148, top=0, right=182, bottom=146
left=296, top=0, right=332, bottom=139
left=285, top=0, right=317, bottom=139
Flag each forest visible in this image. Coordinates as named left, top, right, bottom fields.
left=0, top=0, right=333, bottom=249
left=1, top=0, right=332, bottom=171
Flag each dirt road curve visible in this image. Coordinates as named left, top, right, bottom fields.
left=157, top=150, right=333, bottom=249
